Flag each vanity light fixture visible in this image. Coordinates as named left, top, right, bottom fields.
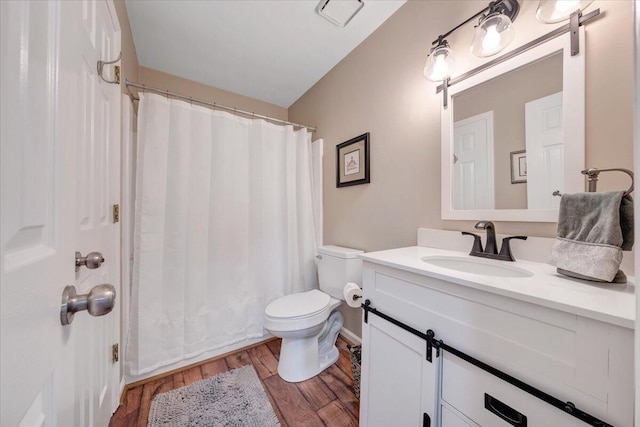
left=428, top=0, right=600, bottom=109
left=423, top=0, right=520, bottom=83
left=536, top=0, right=594, bottom=24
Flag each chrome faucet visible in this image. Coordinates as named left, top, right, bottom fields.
left=462, top=221, right=527, bottom=261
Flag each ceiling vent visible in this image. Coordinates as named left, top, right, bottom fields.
left=316, top=0, right=365, bottom=27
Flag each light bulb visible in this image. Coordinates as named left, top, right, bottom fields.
left=482, top=25, right=501, bottom=52
left=471, top=13, right=515, bottom=57
left=431, top=55, right=448, bottom=81
left=423, top=44, right=455, bottom=82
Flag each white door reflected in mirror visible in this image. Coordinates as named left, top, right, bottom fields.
left=525, top=91, right=564, bottom=210
left=453, top=112, right=495, bottom=210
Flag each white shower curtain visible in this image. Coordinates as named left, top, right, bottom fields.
left=126, top=93, right=323, bottom=376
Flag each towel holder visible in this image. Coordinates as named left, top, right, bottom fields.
left=581, top=167, right=634, bottom=196
left=553, top=167, right=634, bottom=197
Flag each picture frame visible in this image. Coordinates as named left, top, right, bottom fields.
left=336, top=132, right=370, bottom=188
left=510, top=150, right=527, bottom=184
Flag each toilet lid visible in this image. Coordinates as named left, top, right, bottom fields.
left=265, top=289, right=330, bottom=319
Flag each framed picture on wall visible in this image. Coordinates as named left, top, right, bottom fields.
left=336, top=133, right=370, bottom=188
left=510, top=150, right=527, bottom=184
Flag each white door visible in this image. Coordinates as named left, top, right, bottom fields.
left=525, top=92, right=563, bottom=210
left=1, top=1, right=121, bottom=426
left=359, top=317, right=438, bottom=427
left=453, top=112, right=495, bottom=210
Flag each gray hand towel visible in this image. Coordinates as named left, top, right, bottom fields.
left=620, top=194, right=634, bottom=250
left=549, top=191, right=634, bottom=283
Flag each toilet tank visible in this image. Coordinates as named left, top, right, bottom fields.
left=317, top=245, right=364, bottom=300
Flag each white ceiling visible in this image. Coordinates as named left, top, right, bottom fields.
left=125, top=0, right=406, bottom=107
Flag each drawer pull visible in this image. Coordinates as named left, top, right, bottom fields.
left=423, top=412, right=430, bottom=427
left=484, top=393, right=527, bottom=426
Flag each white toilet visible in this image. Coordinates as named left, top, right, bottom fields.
left=264, top=245, right=363, bottom=383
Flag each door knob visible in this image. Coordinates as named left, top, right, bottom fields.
left=60, top=284, right=116, bottom=325
left=75, top=251, right=105, bottom=271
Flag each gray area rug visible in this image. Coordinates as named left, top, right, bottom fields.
left=148, top=365, right=281, bottom=427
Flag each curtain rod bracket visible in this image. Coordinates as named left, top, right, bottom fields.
left=124, top=78, right=139, bottom=103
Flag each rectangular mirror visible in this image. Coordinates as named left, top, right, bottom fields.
left=441, top=30, right=585, bottom=222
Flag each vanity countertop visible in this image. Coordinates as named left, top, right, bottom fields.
left=360, top=246, right=635, bottom=329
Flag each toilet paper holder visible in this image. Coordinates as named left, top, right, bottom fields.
left=343, top=282, right=364, bottom=308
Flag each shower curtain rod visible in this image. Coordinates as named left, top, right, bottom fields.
left=125, top=79, right=317, bottom=132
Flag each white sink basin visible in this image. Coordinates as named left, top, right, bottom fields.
left=421, top=255, right=533, bottom=278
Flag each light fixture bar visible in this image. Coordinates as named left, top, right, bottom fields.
left=436, top=8, right=600, bottom=94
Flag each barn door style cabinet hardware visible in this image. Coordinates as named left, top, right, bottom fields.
left=361, top=300, right=613, bottom=426
left=358, top=248, right=632, bottom=426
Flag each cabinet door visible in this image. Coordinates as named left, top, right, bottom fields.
left=360, top=314, right=438, bottom=427
left=441, top=405, right=475, bottom=427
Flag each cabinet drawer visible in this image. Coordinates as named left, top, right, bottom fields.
left=441, top=353, right=585, bottom=427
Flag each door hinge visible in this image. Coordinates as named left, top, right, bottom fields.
left=112, top=343, right=119, bottom=363
left=112, top=204, right=120, bottom=223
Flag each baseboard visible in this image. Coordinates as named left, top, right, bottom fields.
left=339, top=327, right=362, bottom=345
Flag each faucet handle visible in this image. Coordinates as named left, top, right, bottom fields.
left=499, top=236, right=528, bottom=261
left=461, top=232, right=483, bottom=254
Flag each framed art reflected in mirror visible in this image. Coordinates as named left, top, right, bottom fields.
left=510, top=150, right=527, bottom=184
left=336, top=133, right=370, bottom=187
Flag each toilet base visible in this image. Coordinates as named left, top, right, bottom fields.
left=277, top=310, right=343, bottom=383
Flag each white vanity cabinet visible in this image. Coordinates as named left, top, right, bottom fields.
left=359, top=254, right=634, bottom=427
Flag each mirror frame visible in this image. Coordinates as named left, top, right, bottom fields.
left=441, top=29, right=585, bottom=222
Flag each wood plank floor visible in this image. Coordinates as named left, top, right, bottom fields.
left=109, top=337, right=359, bottom=427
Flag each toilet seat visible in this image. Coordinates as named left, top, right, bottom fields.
left=265, top=289, right=330, bottom=319
left=264, top=290, right=340, bottom=332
